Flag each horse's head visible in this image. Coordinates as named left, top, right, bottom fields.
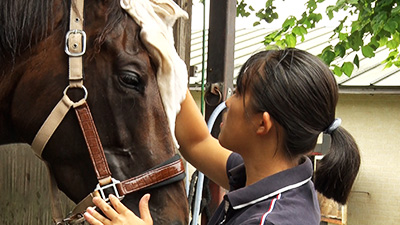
left=0, top=0, right=188, bottom=224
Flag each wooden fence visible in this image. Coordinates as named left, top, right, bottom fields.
left=0, top=144, right=75, bottom=225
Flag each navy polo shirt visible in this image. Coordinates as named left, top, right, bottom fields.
left=208, top=153, right=320, bottom=225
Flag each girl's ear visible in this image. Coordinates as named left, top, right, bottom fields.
left=256, top=112, right=273, bottom=135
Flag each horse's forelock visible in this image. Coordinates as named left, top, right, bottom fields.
left=93, top=0, right=126, bottom=54
left=0, top=0, right=60, bottom=64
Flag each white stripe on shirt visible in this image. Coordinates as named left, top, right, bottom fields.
left=232, top=177, right=311, bottom=210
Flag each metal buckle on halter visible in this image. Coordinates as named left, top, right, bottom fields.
left=65, top=29, right=87, bottom=57
left=94, top=178, right=125, bottom=203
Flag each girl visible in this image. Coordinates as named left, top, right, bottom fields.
left=84, top=48, right=360, bottom=225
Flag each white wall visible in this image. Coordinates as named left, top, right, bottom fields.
left=337, top=94, right=400, bottom=225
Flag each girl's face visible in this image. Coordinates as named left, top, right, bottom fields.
left=218, top=90, right=259, bottom=153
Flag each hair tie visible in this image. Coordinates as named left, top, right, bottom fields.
left=325, top=118, right=341, bottom=134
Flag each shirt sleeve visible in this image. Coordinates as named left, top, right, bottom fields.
left=226, top=152, right=246, bottom=191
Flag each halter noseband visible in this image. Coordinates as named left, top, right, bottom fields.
left=31, top=1, right=185, bottom=224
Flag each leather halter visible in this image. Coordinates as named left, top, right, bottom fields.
left=30, top=0, right=185, bottom=224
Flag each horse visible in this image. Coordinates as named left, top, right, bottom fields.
left=0, top=0, right=189, bottom=224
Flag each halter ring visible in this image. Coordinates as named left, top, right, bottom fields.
left=63, top=85, right=88, bottom=105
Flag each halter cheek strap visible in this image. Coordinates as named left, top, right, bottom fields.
left=31, top=0, right=86, bottom=158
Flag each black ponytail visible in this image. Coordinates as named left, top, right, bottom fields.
left=314, top=127, right=360, bottom=204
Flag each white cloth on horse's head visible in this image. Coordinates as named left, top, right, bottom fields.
left=120, top=0, right=188, bottom=149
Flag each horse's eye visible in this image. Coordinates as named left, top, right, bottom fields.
left=119, top=72, right=143, bottom=92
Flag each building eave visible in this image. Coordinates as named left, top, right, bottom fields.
left=339, top=86, right=400, bottom=95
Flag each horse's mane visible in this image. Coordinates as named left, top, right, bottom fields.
left=0, top=0, right=125, bottom=67
left=0, top=0, right=58, bottom=63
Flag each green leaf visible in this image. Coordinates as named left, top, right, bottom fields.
left=292, top=26, right=307, bottom=41
left=376, top=0, right=393, bottom=10
left=326, top=6, right=334, bottom=20
left=342, top=62, right=354, bottom=77
left=307, top=0, right=317, bottom=11
left=334, top=44, right=346, bottom=57
left=348, top=31, right=363, bottom=51
left=336, top=0, right=346, bottom=9
left=371, top=12, right=388, bottom=33
left=378, top=36, right=388, bottom=47
left=353, top=54, right=360, bottom=68
left=394, top=61, right=400, bottom=67
left=351, top=20, right=362, bottom=32
left=382, top=50, right=397, bottom=64
left=274, top=34, right=282, bottom=41
left=299, top=26, right=307, bottom=35
left=320, top=49, right=335, bottom=65
left=302, top=17, right=312, bottom=28
left=308, top=12, right=323, bottom=25
left=387, top=39, right=398, bottom=49
left=282, top=17, right=296, bottom=28
left=333, top=65, right=342, bottom=76
left=394, top=32, right=400, bottom=43
left=334, top=23, right=344, bottom=33
left=384, top=20, right=398, bottom=33
left=361, top=45, right=375, bottom=58
left=368, top=38, right=379, bottom=50
left=392, top=5, right=400, bottom=14
left=388, top=50, right=399, bottom=58
left=285, top=34, right=297, bottom=47
left=321, top=45, right=333, bottom=53
left=276, top=39, right=286, bottom=48
left=338, top=32, right=348, bottom=41
left=384, top=61, right=393, bottom=69
left=293, top=26, right=302, bottom=36
left=265, top=0, right=273, bottom=8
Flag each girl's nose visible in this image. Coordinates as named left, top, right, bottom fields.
left=225, top=96, right=232, bottom=108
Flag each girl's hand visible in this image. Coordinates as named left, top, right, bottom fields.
left=84, top=194, right=153, bottom=225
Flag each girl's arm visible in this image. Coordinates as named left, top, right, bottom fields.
left=175, top=90, right=231, bottom=190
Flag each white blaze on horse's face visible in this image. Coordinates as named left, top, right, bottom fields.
left=121, top=0, right=189, bottom=149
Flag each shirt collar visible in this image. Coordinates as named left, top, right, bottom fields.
left=226, top=156, right=314, bottom=210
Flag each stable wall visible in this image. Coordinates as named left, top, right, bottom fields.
left=337, top=94, right=400, bottom=225
left=0, top=144, right=75, bottom=225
